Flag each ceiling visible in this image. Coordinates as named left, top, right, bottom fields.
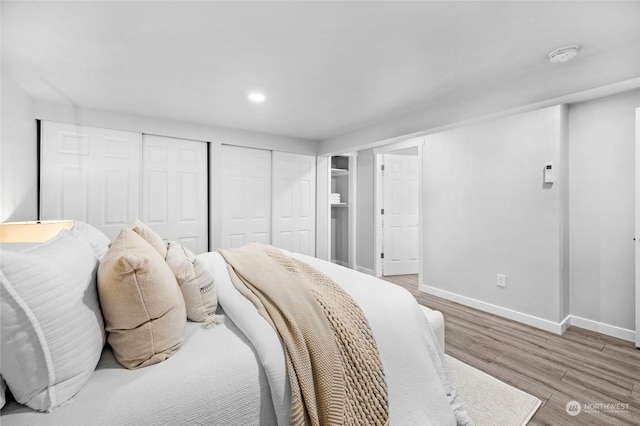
left=2, top=1, right=639, bottom=142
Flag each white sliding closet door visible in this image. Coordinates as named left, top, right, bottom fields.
left=272, top=151, right=316, bottom=256
left=142, top=135, right=208, bottom=254
left=40, top=122, right=141, bottom=241
left=221, top=145, right=271, bottom=249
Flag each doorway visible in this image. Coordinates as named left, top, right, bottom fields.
left=374, top=138, right=424, bottom=286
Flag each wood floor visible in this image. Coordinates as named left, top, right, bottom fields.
left=382, top=274, right=640, bottom=426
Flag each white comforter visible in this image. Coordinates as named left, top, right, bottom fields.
left=202, top=251, right=471, bottom=426
left=1, top=319, right=278, bottom=426
left=1, top=251, right=470, bottom=426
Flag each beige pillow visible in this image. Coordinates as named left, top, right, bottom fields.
left=130, top=219, right=167, bottom=259
left=165, top=241, right=222, bottom=327
left=98, top=228, right=186, bottom=369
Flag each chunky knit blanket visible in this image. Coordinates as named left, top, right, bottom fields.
left=219, top=244, right=389, bottom=426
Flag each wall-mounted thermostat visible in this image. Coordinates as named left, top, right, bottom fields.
left=544, top=163, right=554, bottom=184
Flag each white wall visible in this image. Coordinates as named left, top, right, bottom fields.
left=1, top=70, right=37, bottom=222
left=316, top=156, right=330, bottom=261
left=421, top=106, right=568, bottom=324
left=350, top=89, right=640, bottom=340
left=352, top=92, right=639, bottom=339
left=568, top=89, right=639, bottom=332
left=356, top=148, right=375, bottom=271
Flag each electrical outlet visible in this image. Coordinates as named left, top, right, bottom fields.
left=496, top=274, right=506, bottom=288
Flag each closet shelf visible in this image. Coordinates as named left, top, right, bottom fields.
left=331, top=168, right=349, bottom=177
left=331, top=203, right=348, bottom=207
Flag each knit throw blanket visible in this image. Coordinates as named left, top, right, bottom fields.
left=219, top=244, right=389, bottom=426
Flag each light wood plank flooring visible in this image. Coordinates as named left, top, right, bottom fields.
left=382, top=274, right=640, bottom=426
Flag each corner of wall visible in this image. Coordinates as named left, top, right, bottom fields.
left=355, top=148, right=375, bottom=271
left=1, top=69, right=38, bottom=222
left=558, top=103, right=570, bottom=322
left=567, top=89, right=639, bottom=336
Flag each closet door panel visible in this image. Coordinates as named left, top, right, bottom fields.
left=40, top=122, right=141, bottom=241
left=221, top=145, right=272, bottom=249
left=60, top=166, right=89, bottom=220
left=90, top=133, right=140, bottom=237
left=103, top=169, right=130, bottom=225
left=272, top=151, right=316, bottom=256
left=178, top=172, right=198, bottom=221
left=142, top=135, right=208, bottom=254
left=145, top=170, right=170, bottom=223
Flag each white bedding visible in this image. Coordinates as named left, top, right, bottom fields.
left=295, top=253, right=469, bottom=425
left=205, top=250, right=471, bottom=425
left=0, top=319, right=277, bottom=426
left=1, top=249, right=464, bottom=426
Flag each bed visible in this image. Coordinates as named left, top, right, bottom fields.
left=0, top=221, right=469, bottom=425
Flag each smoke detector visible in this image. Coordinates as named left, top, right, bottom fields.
left=549, top=45, right=580, bottom=63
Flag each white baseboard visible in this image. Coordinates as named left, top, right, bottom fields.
left=419, top=284, right=636, bottom=342
left=419, top=284, right=566, bottom=334
left=569, top=315, right=635, bottom=342
left=356, top=265, right=375, bottom=276
left=559, top=315, right=571, bottom=334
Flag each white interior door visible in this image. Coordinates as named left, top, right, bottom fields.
left=221, top=145, right=271, bottom=249
left=40, top=121, right=141, bottom=241
left=272, top=151, right=316, bottom=256
left=635, top=108, right=639, bottom=348
left=142, top=135, right=208, bottom=254
left=382, top=153, right=419, bottom=276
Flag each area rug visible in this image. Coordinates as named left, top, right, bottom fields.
left=447, top=355, right=541, bottom=425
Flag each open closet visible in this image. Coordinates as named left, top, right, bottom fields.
left=330, top=155, right=356, bottom=268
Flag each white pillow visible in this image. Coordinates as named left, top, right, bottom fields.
left=72, top=221, right=111, bottom=260
left=0, top=228, right=106, bottom=412
left=165, top=241, right=222, bottom=326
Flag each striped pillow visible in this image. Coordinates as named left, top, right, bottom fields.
left=165, top=241, right=221, bottom=326
left=0, top=229, right=105, bottom=412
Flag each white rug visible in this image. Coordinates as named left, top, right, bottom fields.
left=447, top=355, right=541, bottom=426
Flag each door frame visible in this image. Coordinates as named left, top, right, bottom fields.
left=374, top=137, right=424, bottom=282
left=635, top=107, right=639, bottom=348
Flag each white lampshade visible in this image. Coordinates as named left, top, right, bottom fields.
left=0, top=220, right=74, bottom=243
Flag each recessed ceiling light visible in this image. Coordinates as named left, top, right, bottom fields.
left=548, top=45, right=580, bottom=63
left=248, top=92, right=266, bottom=103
